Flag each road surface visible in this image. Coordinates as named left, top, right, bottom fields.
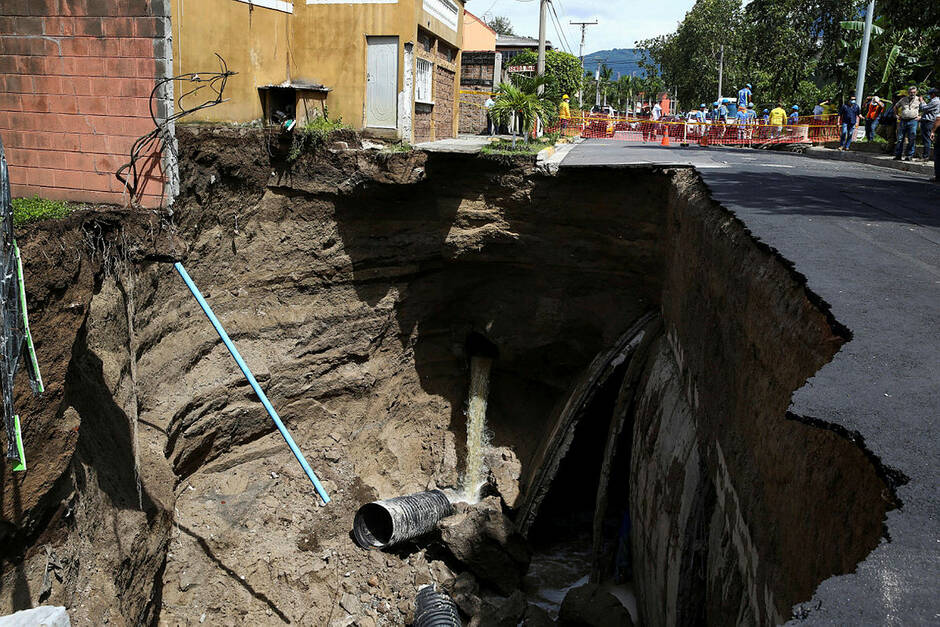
left=562, top=140, right=939, bottom=624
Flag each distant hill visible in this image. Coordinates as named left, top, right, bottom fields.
left=582, top=48, right=649, bottom=78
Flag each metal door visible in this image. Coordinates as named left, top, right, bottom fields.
left=366, top=36, right=399, bottom=129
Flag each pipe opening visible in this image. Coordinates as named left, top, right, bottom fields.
left=353, top=503, right=395, bottom=548
left=465, top=332, right=498, bottom=360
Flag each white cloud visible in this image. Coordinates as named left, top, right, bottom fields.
left=465, top=0, right=690, bottom=54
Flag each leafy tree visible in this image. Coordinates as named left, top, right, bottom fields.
left=486, top=15, right=515, bottom=36
left=638, top=0, right=746, bottom=107
left=507, top=50, right=585, bottom=108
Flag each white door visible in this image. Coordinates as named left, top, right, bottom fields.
left=366, top=36, right=398, bottom=129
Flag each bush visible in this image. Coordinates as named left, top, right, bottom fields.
left=11, top=196, right=72, bottom=226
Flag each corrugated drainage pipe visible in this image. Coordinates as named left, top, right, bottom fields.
left=353, top=489, right=453, bottom=549
left=414, top=585, right=462, bottom=627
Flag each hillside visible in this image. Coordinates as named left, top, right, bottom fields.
left=582, top=48, right=648, bottom=77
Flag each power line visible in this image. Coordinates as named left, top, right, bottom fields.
left=548, top=3, right=572, bottom=54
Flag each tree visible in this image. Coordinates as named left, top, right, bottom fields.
left=490, top=77, right=550, bottom=146
left=637, top=0, right=746, bottom=107
left=506, top=50, right=585, bottom=110
left=486, top=15, right=515, bottom=36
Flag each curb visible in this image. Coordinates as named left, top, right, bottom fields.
left=803, top=146, right=932, bottom=175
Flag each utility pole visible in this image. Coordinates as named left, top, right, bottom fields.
left=595, top=62, right=601, bottom=107
left=855, top=0, right=875, bottom=103
left=537, top=0, right=548, bottom=95
left=717, top=44, right=724, bottom=103
left=571, top=19, right=598, bottom=108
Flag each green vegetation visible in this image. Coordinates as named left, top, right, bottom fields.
left=480, top=136, right=556, bottom=156
left=11, top=196, right=72, bottom=226
left=489, top=77, right=551, bottom=147
left=485, top=15, right=515, bottom=36
left=287, top=113, right=350, bottom=162
left=508, top=50, right=584, bottom=113
left=383, top=142, right=413, bottom=153
left=638, top=0, right=939, bottom=111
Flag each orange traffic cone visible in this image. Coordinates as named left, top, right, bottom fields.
left=661, top=131, right=670, bottom=146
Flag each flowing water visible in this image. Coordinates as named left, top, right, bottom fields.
left=462, top=355, right=492, bottom=502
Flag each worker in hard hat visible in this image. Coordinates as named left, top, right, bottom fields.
left=559, top=94, right=571, bottom=133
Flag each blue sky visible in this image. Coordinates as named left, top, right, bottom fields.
left=464, top=0, right=691, bottom=55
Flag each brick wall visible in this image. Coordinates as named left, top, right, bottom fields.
left=459, top=51, right=496, bottom=135
left=414, top=103, right=433, bottom=143
left=433, top=66, right=455, bottom=140
left=0, top=0, right=173, bottom=208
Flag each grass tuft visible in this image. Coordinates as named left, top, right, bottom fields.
left=11, top=196, right=72, bottom=226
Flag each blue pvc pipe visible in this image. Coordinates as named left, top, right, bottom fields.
left=174, top=262, right=330, bottom=504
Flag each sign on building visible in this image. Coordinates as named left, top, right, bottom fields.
left=507, top=65, right=536, bottom=73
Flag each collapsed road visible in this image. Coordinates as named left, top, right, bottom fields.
left=563, top=140, right=939, bottom=624
left=0, top=128, right=934, bottom=626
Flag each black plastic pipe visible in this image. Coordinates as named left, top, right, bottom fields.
left=414, top=585, right=462, bottom=627
left=353, top=489, right=453, bottom=549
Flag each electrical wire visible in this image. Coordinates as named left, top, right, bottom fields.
left=115, top=54, right=236, bottom=206
left=549, top=1, right=574, bottom=54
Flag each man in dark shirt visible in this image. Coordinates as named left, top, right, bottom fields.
left=839, top=96, right=861, bottom=150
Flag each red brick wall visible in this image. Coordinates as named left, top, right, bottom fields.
left=0, top=0, right=171, bottom=208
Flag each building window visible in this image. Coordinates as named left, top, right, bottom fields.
left=416, top=58, right=433, bottom=104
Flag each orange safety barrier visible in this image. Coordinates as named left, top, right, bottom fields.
left=550, top=114, right=840, bottom=147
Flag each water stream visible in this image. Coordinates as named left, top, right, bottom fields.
left=462, top=355, right=492, bottom=502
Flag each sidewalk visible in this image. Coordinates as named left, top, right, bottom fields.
left=803, top=145, right=933, bottom=175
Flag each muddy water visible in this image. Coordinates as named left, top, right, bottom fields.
left=523, top=534, right=638, bottom=621
left=462, top=355, right=492, bottom=501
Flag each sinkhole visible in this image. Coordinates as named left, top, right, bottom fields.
left=1, top=135, right=901, bottom=626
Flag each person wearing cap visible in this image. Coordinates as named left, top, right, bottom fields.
left=893, top=85, right=923, bottom=161
left=862, top=95, right=884, bottom=141
left=761, top=108, right=770, bottom=124
left=839, top=96, right=861, bottom=150
left=788, top=105, right=800, bottom=125
left=919, top=88, right=939, bottom=161
left=559, top=94, right=571, bottom=133
left=737, top=83, right=753, bottom=108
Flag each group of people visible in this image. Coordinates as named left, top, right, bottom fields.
left=835, top=85, right=939, bottom=181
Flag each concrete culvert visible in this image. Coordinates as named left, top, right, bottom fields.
left=353, top=489, right=453, bottom=549
left=414, top=585, right=462, bottom=627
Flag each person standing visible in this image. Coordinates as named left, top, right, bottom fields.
left=558, top=94, right=571, bottom=135
left=738, top=83, right=753, bottom=108
left=788, top=105, right=800, bottom=124
left=919, top=87, right=939, bottom=161
left=932, top=114, right=940, bottom=182
left=484, top=95, right=496, bottom=136
left=893, top=85, right=923, bottom=161
left=769, top=103, right=787, bottom=137
left=862, top=96, right=884, bottom=141
left=839, top=96, right=861, bottom=150
left=813, top=99, right=829, bottom=120
left=761, top=108, right=770, bottom=123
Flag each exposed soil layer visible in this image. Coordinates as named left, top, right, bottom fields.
left=0, top=127, right=896, bottom=625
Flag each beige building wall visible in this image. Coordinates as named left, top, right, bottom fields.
left=462, top=11, right=495, bottom=51
left=173, top=0, right=464, bottom=139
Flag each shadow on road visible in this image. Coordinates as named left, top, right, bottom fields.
left=700, top=169, right=940, bottom=228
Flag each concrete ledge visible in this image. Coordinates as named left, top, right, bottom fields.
left=804, top=146, right=932, bottom=175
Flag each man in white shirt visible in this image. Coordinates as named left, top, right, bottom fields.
left=484, top=96, right=496, bottom=136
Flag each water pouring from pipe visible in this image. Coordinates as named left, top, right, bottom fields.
left=462, top=355, right=492, bottom=502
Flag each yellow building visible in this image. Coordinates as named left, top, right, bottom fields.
left=172, top=0, right=465, bottom=142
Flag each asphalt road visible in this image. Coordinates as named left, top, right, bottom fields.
left=563, top=140, right=939, bottom=624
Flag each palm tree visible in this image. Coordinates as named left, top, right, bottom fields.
left=489, top=77, right=550, bottom=146
left=599, top=65, right=614, bottom=107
